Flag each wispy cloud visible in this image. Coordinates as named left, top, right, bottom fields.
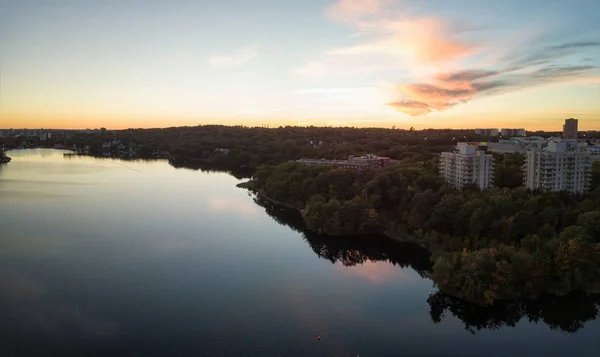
left=387, top=44, right=599, bottom=116
left=295, top=0, right=476, bottom=80
left=325, top=0, right=396, bottom=23
left=299, top=0, right=600, bottom=116
left=326, top=17, right=476, bottom=64
left=208, top=47, right=258, bottom=68
left=293, top=57, right=402, bottom=79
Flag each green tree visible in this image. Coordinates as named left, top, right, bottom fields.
left=576, top=211, right=600, bottom=242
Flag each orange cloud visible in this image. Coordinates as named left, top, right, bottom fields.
left=303, top=1, right=476, bottom=80
left=387, top=64, right=598, bottom=116
left=328, top=17, right=475, bottom=64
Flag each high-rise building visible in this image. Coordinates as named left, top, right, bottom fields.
left=474, top=128, right=499, bottom=136
left=524, top=141, right=591, bottom=194
left=439, top=143, right=494, bottom=190
left=501, top=128, right=526, bottom=137
left=562, top=118, right=578, bottom=140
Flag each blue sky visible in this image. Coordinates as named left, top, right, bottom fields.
left=1, top=0, right=599, bottom=129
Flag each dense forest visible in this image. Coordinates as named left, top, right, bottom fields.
left=248, top=158, right=600, bottom=305
left=1, top=125, right=577, bottom=168
left=255, top=196, right=600, bottom=334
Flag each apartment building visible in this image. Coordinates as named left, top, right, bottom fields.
left=524, top=141, right=591, bottom=194
left=563, top=118, right=578, bottom=140
left=474, top=128, right=499, bottom=136
left=500, top=128, right=526, bottom=137
left=439, top=143, right=494, bottom=190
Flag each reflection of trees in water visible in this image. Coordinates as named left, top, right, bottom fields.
left=428, top=289, right=600, bottom=334
left=253, top=195, right=600, bottom=334
left=253, top=196, right=432, bottom=277
left=168, top=159, right=253, bottom=179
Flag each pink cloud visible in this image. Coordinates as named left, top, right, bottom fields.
left=312, top=0, right=600, bottom=116
left=387, top=64, right=598, bottom=116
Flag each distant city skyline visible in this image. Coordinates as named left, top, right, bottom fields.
left=1, top=0, right=599, bottom=130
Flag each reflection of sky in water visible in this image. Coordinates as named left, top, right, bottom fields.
left=1, top=149, right=599, bottom=357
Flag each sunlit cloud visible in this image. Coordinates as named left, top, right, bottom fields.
left=208, top=47, right=258, bottom=68
left=299, top=1, right=600, bottom=117
left=298, top=0, right=476, bottom=81
left=387, top=51, right=599, bottom=116
left=326, top=17, right=476, bottom=64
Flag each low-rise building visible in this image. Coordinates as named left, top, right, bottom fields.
left=439, top=143, right=494, bottom=190
left=296, top=154, right=389, bottom=171
left=524, top=141, right=591, bottom=194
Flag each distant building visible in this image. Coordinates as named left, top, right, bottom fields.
left=486, top=142, right=527, bottom=154
left=296, top=154, right=389, bottom=171
left=475, top=128, right=499, bottom=136
left=563, top=118, right=578, bottom=140
left=524, top=141, right=591, bottom=194
left=501, top=128, right=526, bottom=137
left=39, top=132, right=51, bottom=141
left=439, top=143, right=494, bottom=190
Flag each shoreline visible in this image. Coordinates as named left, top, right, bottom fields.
left=237, top=182, right=599, bottom=305
left=239, top=183, right=432, bottom=249
left=0, top=153, right=10, bottom=164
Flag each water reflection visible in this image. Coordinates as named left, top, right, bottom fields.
left=253, top=196, right=432, bottom=274
left=168, top=159, right=253, bottom=179
left=252, top=195, right=600, bottom=334
left=3, top=149, right=600, bottom=355
left=428, top=291, right=600, bottom=334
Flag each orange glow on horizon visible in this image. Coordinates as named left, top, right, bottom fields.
left=3, top=112, right=600, bottom=131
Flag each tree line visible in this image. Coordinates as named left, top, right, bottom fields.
left=248, top=158, right=600, bottom=305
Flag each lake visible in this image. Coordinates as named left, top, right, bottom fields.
left=1, top=149, right=599, bottom=357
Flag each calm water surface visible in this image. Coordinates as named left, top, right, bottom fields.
left=1, top=149, right=599, bottom=356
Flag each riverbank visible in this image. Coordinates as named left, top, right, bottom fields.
left=238, top=180, right=434, bottom=250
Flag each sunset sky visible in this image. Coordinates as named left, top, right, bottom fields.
left=1, top=0, right=599, bottom=130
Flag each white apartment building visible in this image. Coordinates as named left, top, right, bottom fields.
left=440, top=143, right=494, bottom=190
left=524, top=141, right=591, bottom=194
